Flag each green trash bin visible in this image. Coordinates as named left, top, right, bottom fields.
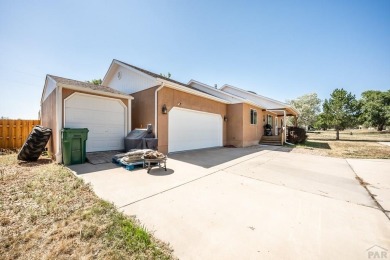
left=61, top=128, right=89, bottom=165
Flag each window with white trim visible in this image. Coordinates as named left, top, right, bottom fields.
left=250, top=109, right=257, bottom=125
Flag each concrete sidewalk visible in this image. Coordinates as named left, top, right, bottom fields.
left=70, top=147, right=390, bottom=259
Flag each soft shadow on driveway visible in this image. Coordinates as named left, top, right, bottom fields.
left=168, top=146, right=283, bottom=168
left=69, top=162, right=121, bottom=175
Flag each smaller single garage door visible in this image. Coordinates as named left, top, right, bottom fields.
left=168, top=107, right=223, bottom=153
left=64, top=93, right=126, bottom=152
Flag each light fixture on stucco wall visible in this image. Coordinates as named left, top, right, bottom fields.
left=162, top=104, right=167, bottom=114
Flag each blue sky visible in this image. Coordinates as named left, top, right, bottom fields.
left=0, top=0, right=389, bottom=119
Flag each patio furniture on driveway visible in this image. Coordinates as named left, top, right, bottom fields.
left=143, top=156, right=167, bottom=173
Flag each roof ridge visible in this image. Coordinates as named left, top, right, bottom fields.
left=222, top=83, right=291, bottom=106
left=114, top=59, right=192, bottom=88
left=47, top=74, right=108, bottom=87
left=47, top=74, right=130, bottom=96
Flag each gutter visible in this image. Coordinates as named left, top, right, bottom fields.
left=155, top=82, right=165, bottom=138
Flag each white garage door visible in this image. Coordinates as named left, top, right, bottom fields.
left=168, top=107, right=223, bottom=153
left=64, top=93, right=126, bottom=152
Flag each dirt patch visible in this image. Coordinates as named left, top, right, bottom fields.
left=0, top=148, right=18, bottom=155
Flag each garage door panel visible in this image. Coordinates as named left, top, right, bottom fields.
left=65, top=93, right=126, bottom=152
left=66, top=95, right=125, bottom=112
left=168, top=107, right=222, bottom=153
left=66, top=108, right=124, bottom=125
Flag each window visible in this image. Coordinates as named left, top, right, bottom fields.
left=250, top=109, right=257, bottom=125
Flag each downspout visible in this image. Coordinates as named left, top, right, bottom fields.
left=154, top=82, right=165, bottom=138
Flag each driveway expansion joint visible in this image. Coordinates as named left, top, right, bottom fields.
left=346, top=159, right=390, bottom=221
left=225, top=170, right=379, bottom=210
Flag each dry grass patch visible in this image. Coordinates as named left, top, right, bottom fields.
left=308, top=129, right=390, bottom=141
left=0, top=154, right=173, bottom=260
left=291, top=130, right=390, bottom=159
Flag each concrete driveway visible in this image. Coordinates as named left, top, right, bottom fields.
left=69, top=146, right=390, bottom=259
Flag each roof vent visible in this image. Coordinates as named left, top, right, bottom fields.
left=214, top=84, right=217, bottom=89
left=248, top=90, right=257, bottom=94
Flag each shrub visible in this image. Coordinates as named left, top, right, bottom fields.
left=287, top=127, right=307, bottom=144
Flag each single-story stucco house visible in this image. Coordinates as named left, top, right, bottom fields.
left=41, top=59, right=298, bottom=162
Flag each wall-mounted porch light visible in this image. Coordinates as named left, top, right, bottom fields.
left=162, top=104, right=168, bottom=114
left=224, top=115, right=228, bottom=122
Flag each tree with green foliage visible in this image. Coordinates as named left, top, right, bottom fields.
left=322, top=88, right=360, bottom=140
left=287, top=93, right=321, bottom=129
left=360, top=90, right=390, bottom=131
left=159, top=72, right=171, bottom=78
left=88, top=79, right=102, bottom=85
left=314, top=112, right=330, bottom=130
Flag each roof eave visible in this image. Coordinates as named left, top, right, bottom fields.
left=222, top=84, right=290, bottom=106
left=57, top=83, right=134, bottom=100
left=102, top=59, right=116, bottom=86
left=40, top=75, right=49, bottom=105
left=158, top=79, right=231, bottom=104
left=114, top=59, right=158, bottom=82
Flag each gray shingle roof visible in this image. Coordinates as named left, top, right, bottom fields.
left=48, top=74, right=130, bottom=96
left=114, top=60, right=224, bottom=99
left=115, top=60, right=191, bottom=88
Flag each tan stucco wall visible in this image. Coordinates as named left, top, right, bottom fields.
left=226, top=103, right=244, bottom=147
left=157, top=87, right=227, bottom=154
left=130, top=86, right=157, bottom=129
left=242, top=104, right=263, bottom=147
left=41, top=88, right=57, bottom=157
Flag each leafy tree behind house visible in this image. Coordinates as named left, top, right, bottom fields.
left=160, top=72, right=171, bottom=78
left=322, top=88, right=360, bottom=140
left=314, top=113, right=330, bottom=130
left=287, top=93, right=321, bottom=129
left=360, top=90, right=390, bottom=131
left=87, top=79, right=102, bottom=85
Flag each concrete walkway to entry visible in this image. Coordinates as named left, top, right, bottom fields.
left=69, top=146, right=390, bottom=259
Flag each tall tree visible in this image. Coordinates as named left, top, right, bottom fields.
left=314, top=112, right=330, bottom=130
left=360, top=90, right=390, bottom=131
left=322, top=88, right=360, bottom=140
left=287, top=93, right=321, bottom=128
left=87, top=79, right=102, bottom=85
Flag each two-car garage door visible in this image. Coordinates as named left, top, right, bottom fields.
left=64, top=93, right=126, bottom=152
left=168, top=107, right=223, bottom=153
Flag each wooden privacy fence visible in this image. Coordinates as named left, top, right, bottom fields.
left=0, top=119, right=40, bottom=149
